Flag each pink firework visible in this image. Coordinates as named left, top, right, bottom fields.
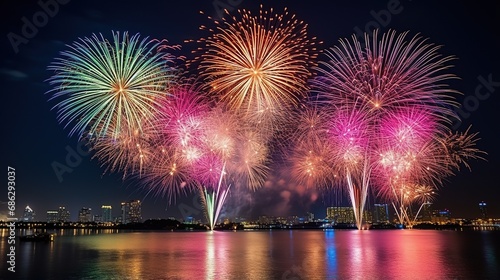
left=192, top=151, right=225, bottom=188
left=308, top=29, right=484, bottom=229
left=328, top=106, right=371, bottom=172
left=314, top=30, right=457, bottom=122
left=378, top=107, right=438, bottom=151
left=154, top=81, right=209, bottom=154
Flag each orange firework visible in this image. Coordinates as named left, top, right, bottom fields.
left=195, top=5, right=319, bottom=117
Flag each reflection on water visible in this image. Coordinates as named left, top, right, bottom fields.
left=1, top=229, right=499, bottom=279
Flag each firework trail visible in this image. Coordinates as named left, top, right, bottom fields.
left=47, top=31, right=177, bottom=139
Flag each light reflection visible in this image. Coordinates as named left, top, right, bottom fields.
left=481, top=232, right=499, bottom=277
left=324, top=230, right=338, bottom=277
left=0, top=229, right=497, bottom=279
left=205, top=231, right=216, bottom=279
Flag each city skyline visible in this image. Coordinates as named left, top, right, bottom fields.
left=14, top=199, right=493, bottom=223
left=1, top=1, right=498, bottom=221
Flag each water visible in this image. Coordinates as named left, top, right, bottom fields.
left=2, top=229, right=499, bottom=279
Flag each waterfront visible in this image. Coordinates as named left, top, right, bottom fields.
left=1, top=229, right=499, bottom=279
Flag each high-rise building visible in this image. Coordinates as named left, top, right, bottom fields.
left=327, top=207, right=355, bottom=224
left=78, top=207, right=92, bottom=222
left=420, top=203, right=433, bottom=222
left=363, top=210, right=373, bottom=224
left=46, top=210, right=59, bottom=223
left=373, top=204, right=389, bottom=224
left=479, top=201, right=488, bottom=219
left=58, top=206, right=71, bottom=222
left=22, top=205, right=35, bottom=221
left=121, top=200, right=142, bottom=224
left=101, top=205, right=112, bottom=222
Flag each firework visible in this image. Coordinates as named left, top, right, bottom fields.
left=289, top=107, right=337, bottom=188
left=314, top=30, right=458, bottom=123
left=310, top=30, right=484, bottom=229
left=222, top=127, right=270, bottom=191
left=47, top=31, right=176, bottom=139
left=141, top=146, right=197, bottom=203
left=440, top=126, right=486, bottom=171
left=88, top=116, right=157, bottom=178
left=153, top=81, right=210, bottom=165
left=196, top=6, right=319, bottom=129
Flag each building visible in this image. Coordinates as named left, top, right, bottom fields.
left=121, top=200, right=142, bottom=224
left=373, top=204, right=389, bottom=224
left=327, top=207, right=355, bottom=224
left=419, top=203, right=433, bottom=222
left=101, top=205, right=113, bottom=222
left=363, top=210, right=373, bottom=224
left=58, top=206, right=71, bottom=222
left=78, top=207, right=92, bottom=222
left=306, top=212, right=314, bottom=222
left=46, top=210, right=59, bottom=223
left=431, top=209, right=451, bottom=224
left=22, top=205, right=35, bottom=222
left=479, top=201, right=487, bottom=219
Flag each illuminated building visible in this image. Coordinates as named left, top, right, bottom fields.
left=363, top=210, right=372, bottom=224
left=419, top=203, right=433, bottom=222
left=101, top=205, right=113, bottom=222
left=58, top=206, right=71, bottom=222
left=78, top=207, right=92, bottom=222
left=121, top=200, right=142, bottom=224
left=327, top=207, right=355, bottom=224
left=479, top=201, right=487, bottom=219
left=287, top=216, right=299, bottom=225
left=373, top=204, right=389, bottom=224
left=22, top=205, right=35, bottom=221
left=431, top=209, right=451, bottom=224
left=46, top=210, right=59, bottom=223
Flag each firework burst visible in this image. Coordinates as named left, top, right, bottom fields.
left=47, top=31, right=177, bottom=139
left=88, top=117, right=157, bottom=178
left=314, top=30, right=458, bottom=123
left=195, top=5, right=319, bottom=127
left=309, top=29, right=484, bottom=229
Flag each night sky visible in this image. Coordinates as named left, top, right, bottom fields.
left=1, top=0, right=499, bottom=222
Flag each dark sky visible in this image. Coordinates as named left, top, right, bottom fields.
left=1, top=0, right=499, bottom=222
